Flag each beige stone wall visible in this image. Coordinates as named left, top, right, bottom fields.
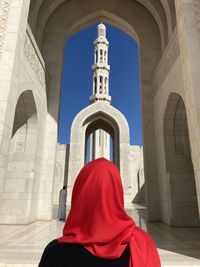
left=129, top=145, right=144, bottom=203
left=52, top=143, right=68, bottom=218
left=0, top=0, right=199, bottom=226
left=153, top=29, right=183, bottom=224
left=0, top=0, right=51, bottom=223
left=174, top=0, right=200, bottom=222
left=152, top=1, right=200, bottom=225
left=53, top=144, right=67, bottom=205
left=153, top=54, right=194, bottom=225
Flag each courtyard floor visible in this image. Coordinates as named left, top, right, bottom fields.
left=0, top=204, right=200, bottom=266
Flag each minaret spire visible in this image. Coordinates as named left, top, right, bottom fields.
left=89, top=23, right=111, bottom=161
left=90, top=23, right=111, bottom=104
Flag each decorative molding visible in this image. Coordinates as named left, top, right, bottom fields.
left=24, top=32, right=46, bottom=89
left=153, top=28, right=180, bottom=92
left=194, top=0, right=200, bottom=32
left=0, top=0, right=11, bottom=55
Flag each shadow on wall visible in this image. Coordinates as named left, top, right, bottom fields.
left=132, top=183, right=145, bottom=203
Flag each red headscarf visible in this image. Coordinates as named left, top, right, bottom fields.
left=58, top=157, right=161, bottom=267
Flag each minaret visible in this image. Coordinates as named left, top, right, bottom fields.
left=89, top=23, right=111, bottom=161
left=90, top=23, right=111, bottom=104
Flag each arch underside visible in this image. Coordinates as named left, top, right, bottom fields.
left=67, top=103, right=130, bottom=202
left=27, top=0, right=171, bottom=128
left=12, top=91, right=37, bottom=137
left=85, top=115, right=118, bottom=166
left=26, top=0, right=192, bottom=225
left=2, top=90, right=39, bottom=223
left=85, top=119, right=115, bottom=165
left=71, top=103, right=130, bottom=143
left=28, top=0, right=176, bottom=51
left=85, top=119, right=115, bottom=139
left=164, top=93, right=200, bottom=226
left=70, top=103, right=130, bottom=169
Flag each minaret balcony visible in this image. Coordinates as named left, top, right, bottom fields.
left=89, top=94, right=111, bottom=104
left=94, top=39, right=109, bottom=46
left=92, top=64, right=110, bottom=71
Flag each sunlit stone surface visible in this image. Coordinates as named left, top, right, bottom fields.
left=0, top=204, right=200, bottom=267
left=0, top=0, right=200, bottom=228
left=0, top=4, right=200, bottom=267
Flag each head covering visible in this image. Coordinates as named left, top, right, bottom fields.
left=58, top=158, right=161, bottom=267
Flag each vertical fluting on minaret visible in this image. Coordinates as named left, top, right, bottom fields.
left=89, top=23, right=111, bottom=161
left=90, top=23, right=111, bottom=104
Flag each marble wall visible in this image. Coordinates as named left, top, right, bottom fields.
left=0, top=0, right=49, bottom=223
left=0, top=0, right=199, bottom=226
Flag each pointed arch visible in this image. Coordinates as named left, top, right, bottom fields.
left=67, top=102, right=130, bottom=202
left=164, top=93, right=200, bottom=226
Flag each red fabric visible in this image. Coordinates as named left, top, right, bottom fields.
left=58, top=157, right=161, bottom=267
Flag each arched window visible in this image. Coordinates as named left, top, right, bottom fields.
left=104, top=77, right=107, bottom=94
left=94, top=77, right=97, bottom=94
left=104, top=51, right=107, bottom=63
left=95, top=50, right=98, bottom=63
left=100, top=49, right=103, bottom=63
left=164, top=93, right=199, bottom=226
left=4, top=90, right=38, bottom=223
left=99, top=76, right=103, bottom=93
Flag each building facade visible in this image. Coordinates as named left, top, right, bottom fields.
left=0, top=0, right=199, bottom=227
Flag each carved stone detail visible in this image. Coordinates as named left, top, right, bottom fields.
left=153, top=28, right=180, bottom=92
left=0, top=0, right=11, bottom=55
left=194, top=0, right=200, bottom=32
left=24, top=33, right=46, bottom=89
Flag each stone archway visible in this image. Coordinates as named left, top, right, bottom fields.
left=28, top=0, right=169, bottom=220
left=2, top=0, right=191, bottom=224
left=85, top=119, right=115, bottom=164
left=0, top=90, right=39, bottom=224
left=164, top=93, right=199, bottom=226
left=67, top=101, right=130, bottom=202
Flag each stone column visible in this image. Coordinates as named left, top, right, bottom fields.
left=141, top=83, right=160, bottom=221
left=175, top=0, right=200, bottom=217
left=0, top=0, right=31, bottom=194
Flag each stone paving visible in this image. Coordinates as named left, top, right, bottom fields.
left=0, top=204, right=200, bottom=266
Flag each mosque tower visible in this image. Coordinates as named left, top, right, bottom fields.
left=90, top=23, right=111, bottom=104
left=89, top=23, right=111, bottom=161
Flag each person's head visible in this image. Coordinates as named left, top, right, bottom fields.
left=60, top=157, right=133, bottom=247
left=71, top=157, right=124, bottom=208
left=64, top=157, right=131, bottom=234
left=59, top=158, right=160, bottom=267
left=63, top=185, right=66, bottom=190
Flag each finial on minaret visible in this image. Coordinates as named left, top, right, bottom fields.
left=90, top=23, right=111, bottom=104
left=98, top=22, right=106, bottom=37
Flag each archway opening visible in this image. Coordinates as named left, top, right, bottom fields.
left=82, top=112, right=120, bottom=169
left=85, top=119, right=115, bottom=164
left=59, top=23, right=142, bottom=147
left=27, top=0, right=170, bottom=220
left=58, top=23, right=143, bottom=204
left=3, top=90, right=38, bottom=223
left=8, top=90, right=38, bottom=173
left=164, top=93, right=200, bottom=226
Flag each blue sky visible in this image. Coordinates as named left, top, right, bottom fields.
left=59, top=23, right=142, bottom=145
